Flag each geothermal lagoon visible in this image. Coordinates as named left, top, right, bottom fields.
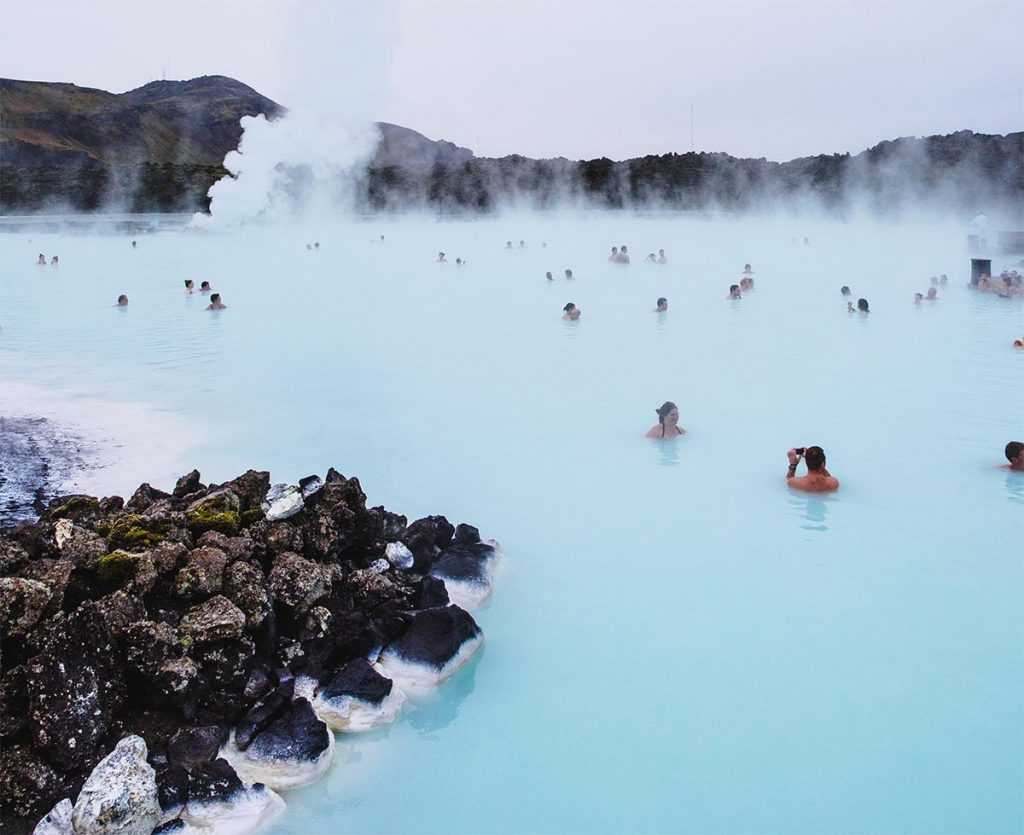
left=2, top=213, right=1022, bottom=833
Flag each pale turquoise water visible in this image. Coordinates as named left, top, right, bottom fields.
left=1, top=214, right=1022, bottom=833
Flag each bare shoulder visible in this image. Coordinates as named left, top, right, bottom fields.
left=645, top=426, right=662, bottom=438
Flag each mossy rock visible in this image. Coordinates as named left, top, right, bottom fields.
left=48, top=495, right=102, bottom=521
left=185, top=490, right=241, bottom=537
left=106, top=514, right=171, bottom=550
left=96, top=549, right=144, bottom=584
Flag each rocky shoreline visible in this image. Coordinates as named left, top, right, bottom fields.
left=0, top=467, right=499, bottom=833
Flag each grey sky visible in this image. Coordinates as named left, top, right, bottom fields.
left=2, top=0, right=1021, bottom=162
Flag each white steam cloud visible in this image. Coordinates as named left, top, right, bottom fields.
left=193, top=2, right=397, bottom=228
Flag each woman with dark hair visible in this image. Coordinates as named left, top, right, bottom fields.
left=646, top=402, right=685, bottom=438
left=562, top=303, right=581, bottom=321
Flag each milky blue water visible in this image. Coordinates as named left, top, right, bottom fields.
left=1, top=214, right=1022, bottom=833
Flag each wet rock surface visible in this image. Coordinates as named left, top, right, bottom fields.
left=0, top=466, right=495, bottom=831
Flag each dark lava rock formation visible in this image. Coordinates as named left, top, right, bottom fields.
left=0, top=466, right=488, bottom=832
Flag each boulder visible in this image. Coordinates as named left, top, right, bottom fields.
left=220, top=699, right=333, bottom=791
left=173, top=546, right=228, bottom=600
left=0, top=744, right=72, bottom=820
left=428, top=535, right=499, bottom=610
left=197, top=530, right=252, bottom=561
left=219, top=470, right=270, bottom=512
left=268, top=552, right=330, bottom=613
left=21, top=558, right=74, bottom=616
left=181, top=759, right=283, bottom=833
left=222, top=561, right=271, bottom=629
left=154, top=763, right=188, bottom=821
left=125, top=483, right=172, bottom=513
left=263, top=521, right=304, bottom=554
left=401, top=515, right=456, bottom=572
left=104, top=513, right=172, bottom=551
left=0, top=664, right=28, bottom=740
left=167, top=725, right=228, bottom=770
left=172, top=470, right=204, bottom=499
left=0, top=536, right=31, bottom=574
left=234, top=670, right=295, bottom=750
left=377, top=605, right=483, bottom=692
left=71, top=735, right=161, bottom=835
left=54, top=523, right=108, bottom=568
left=0, top=577, right=52, bottom=637
left=33, top=797, right=73, bottom=835
left=312, top=658, right=405, bottom=732
left=184, top=490, right=241, bottom=537
left=385, top=541, right=414, bottom=569
left=416, top=575, right=450, bottom=609
left=150, top=541, right=189, bottom=576
left=298, top=475, right=324, bottom=500
left=95, top=550, right=158, bottom=594
left=45, top=494, right=104, bottom=523
left=123, top=621, right=182, bottom=679
left=152, top=658, right=205, bottom=718
left=179, top=596, right=246, bottom=646
left=261, top=484, right=304, bottom=522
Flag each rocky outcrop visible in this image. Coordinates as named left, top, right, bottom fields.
left=0, top=466, right=499, bottom=832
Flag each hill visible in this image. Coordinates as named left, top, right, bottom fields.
left=1, top=75, right=1020, bottom=217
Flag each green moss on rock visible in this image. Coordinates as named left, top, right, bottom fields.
left=96, top=549, right=141, bottom=584
left=106, top=514, right=171, bottom=550
left=49, top=496, right=102, bottom=520
left=185, top=490, right=241, bottom=537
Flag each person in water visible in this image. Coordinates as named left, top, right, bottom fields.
left=206, top=293, right=227, bottom=310
left=617, top=245, right=630, bottom=263
left=184, top=279, right=194, bottom=294
left=609, top=246, right=619, bottom=261
left=506, top=241, right=514, bottom=249
left=914, top=293, right=924, bottom=303
left=50, top=256, right=59, bottom=266
left=840, top=286, right=851, bottom=297
left=519, top=240, right=526, bottom=249
left=437, top=252, right=446, bottom=263
left=1013, top=337, right=1024, bottom=348
left=653, top=297, right=668, bottom=312
left=37, top=254, right=46, bottom=265
left=565, top=269, right=574, bottom=279
left=786, top=446, right=839, bottom=492
left=848, top=298, right=869, bottom=313
left=115, top=294, right=128, bottom=307
left=646, top=402, right=685, bottom=438
left=657, top=249, right=667, bottom=264
left=728, top=284, right=742, bottom=300
left=562, top=303, right=581, bottom=321
left=456, top=257, right=464, bottom=266
left=926, top=287, right=938, bottom=300
left=743, top=263, right=753, bottom=274
left=645, top=253, right=657, bottom=263
left=546, top=271, right=554, bottom=281
left=740, top=276, right=754, bottom=291
left=1004, top=441, right=1024, bottom=471
left=132, top=240, right=137, bottom=249
left=200, top=281, right=212, bottom=293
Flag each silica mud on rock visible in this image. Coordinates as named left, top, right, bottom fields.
left=0, top=466, right=500, bottom=833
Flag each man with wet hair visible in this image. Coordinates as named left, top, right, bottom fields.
left=206, top=293, right=227, bottom=311
left=1004, top=441, right=1024, bottom=471
left=786, top=446, right=839, bottom=492
left=653, top=297, right=668, bottom=312
left=608, top=246, right=619, bottom=261
left=727, top=284, right=742, bottom=300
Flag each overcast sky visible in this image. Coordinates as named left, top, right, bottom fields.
left=2, top=0, right=1021, bottom=162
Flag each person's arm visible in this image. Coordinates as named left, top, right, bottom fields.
left=786, top=448, right=800, bottom=479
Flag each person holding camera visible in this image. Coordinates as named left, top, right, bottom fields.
left=786, top=446, right=839, bottom=492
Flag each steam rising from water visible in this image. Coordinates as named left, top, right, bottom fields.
left=193, top=2, right=397, bottom=228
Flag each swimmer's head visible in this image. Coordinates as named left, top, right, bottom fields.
left=546, top=272, right=553, bottom=280
left=840, top=286, right=851, bottom=296
left=914, top=293, right=923, bottom=301
left=565, top=269, right=573, bottom=277
left=805, top=446, right=826, bottom=471
left=611, top=246, right=618, bottom=253
left=185, top=279, right=194, bottom=288
left=927, top=287, right=937, bottom=298
left=563, top=303, right=576, bottom=313
left=117, top=294, right=128, bottom=306
left=656, top=297, right=667, bottom=310
left=620, top=245, right=628, bottom=253
left=857, top=298, right=869, bottom=312
left=210, top=293, right=221, bottom=303
left=1005, top=441, right=1024, bottom=463
left=656, top=401, right=678, bottom=424
left=200, top=281, right=211, bottom=290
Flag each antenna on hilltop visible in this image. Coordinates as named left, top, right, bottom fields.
left=690, top=104, right=694, bottom=152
